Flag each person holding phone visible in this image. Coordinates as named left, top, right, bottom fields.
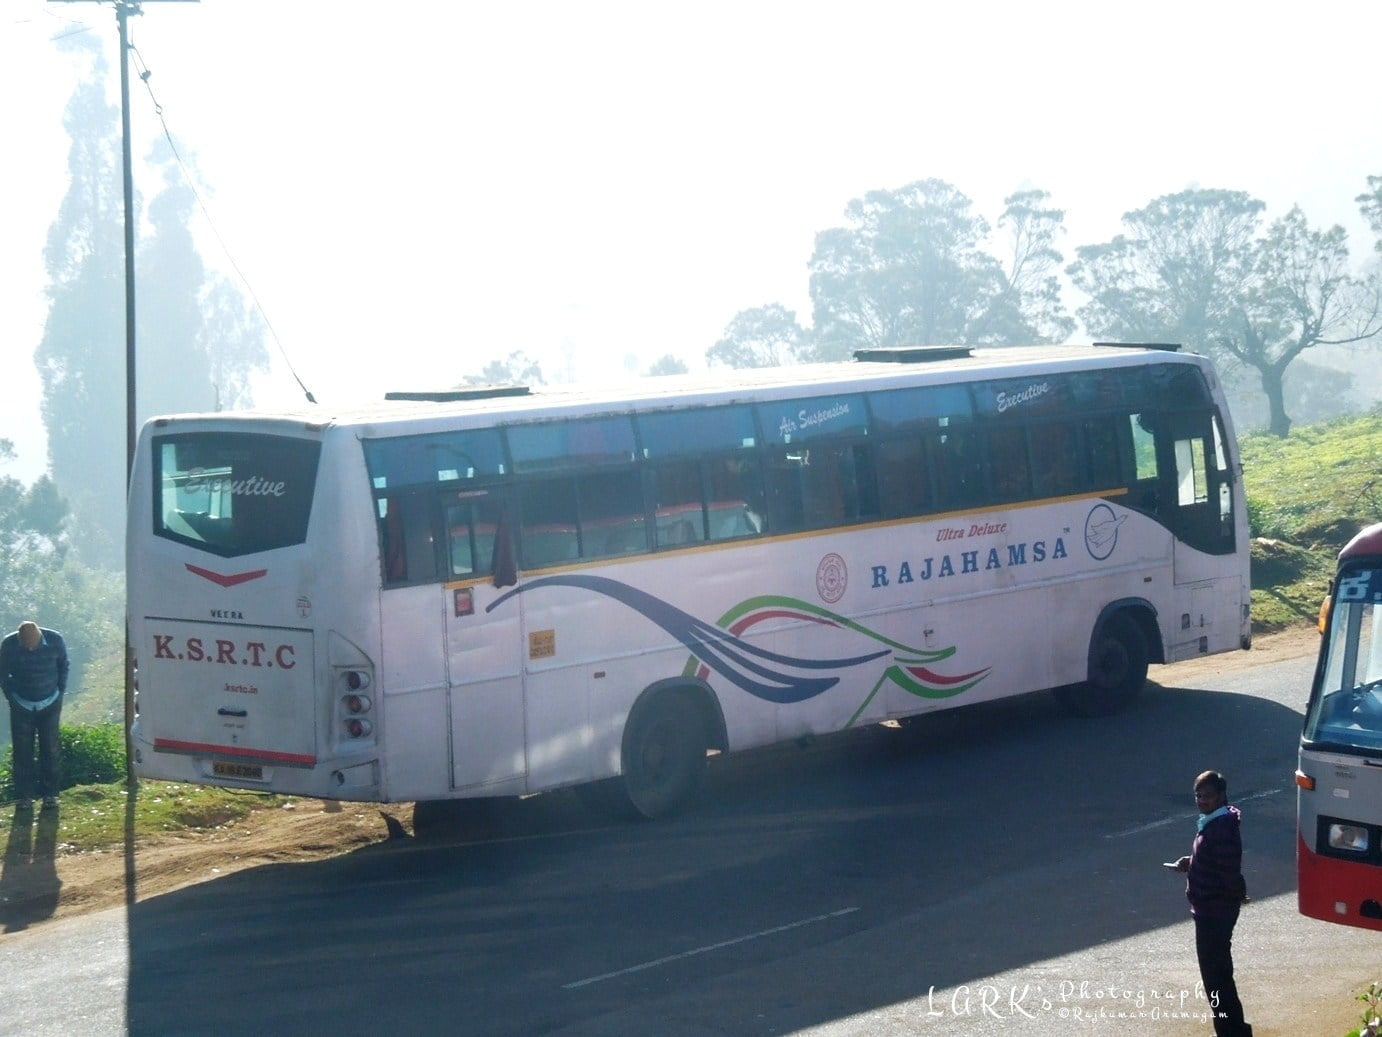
left=1170, top=769, right=1251, bottom=1037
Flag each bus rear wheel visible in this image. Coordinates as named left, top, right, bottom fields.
left=1055, top=613, right=1149, bottom=718
left=616, top=692, right=707, bottom=819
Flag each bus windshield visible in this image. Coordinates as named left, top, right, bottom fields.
left=154, top=432, right=321, bottom=558
left=1304, top=566, right=1382, bottom=750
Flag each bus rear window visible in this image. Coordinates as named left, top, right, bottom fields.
left=154, top=433, right=321, bottom=557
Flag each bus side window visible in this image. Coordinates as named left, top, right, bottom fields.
left=706, top=454, right=763, bottom=539
left=799, top=442, right=877, bottom=528
left=380, top=498, right=406, bottom=582
left=876, top=437, right=929, bottom=517
left=653, top=460, right=705, bottom=548
left=1082, top=415, right=1125, bottom=489
left=764, top=449, right=807, bottom=532
left=378, top=490, right=440, bottom=586
left=987, top=426, right=1032, bottom=502
left=1030, top=421, right=1082, bottom=497
left=1213, top=414, right=1233, bottom=536
left=446, top=496, right=500, bottom=577
left=1129, top=412, right=1159, bottom=512
left=932, top=428, right=986, bottom=508
left=519, top=478, right=580, bottom=568
left=1174, top=436, right=1209, bottom=505
left=578, top=468, right=647, bottom=557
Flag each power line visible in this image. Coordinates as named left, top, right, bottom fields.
left=126, top=36, right=317, bottom=404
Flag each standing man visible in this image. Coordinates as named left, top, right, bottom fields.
left=1, top=620, right=69, bottom=811
left=1173, top=769, right=1252, bottom=1037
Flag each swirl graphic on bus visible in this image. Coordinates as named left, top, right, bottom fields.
left=488, top=574, right=989, bottom=728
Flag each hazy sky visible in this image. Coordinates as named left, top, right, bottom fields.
left=4, top=1, right=1381, bottom=483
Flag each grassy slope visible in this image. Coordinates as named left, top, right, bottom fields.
left=1241, top=406, right=1382, bottom=630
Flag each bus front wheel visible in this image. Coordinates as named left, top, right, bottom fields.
left=1055, top=614, right=1149, bottom=718
left=617, top=692, right=707, bottom=819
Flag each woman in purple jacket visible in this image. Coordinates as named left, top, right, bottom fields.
left=1174, top=769, right=1252, bottom=1037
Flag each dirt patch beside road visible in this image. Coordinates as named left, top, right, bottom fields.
left=1150, top=622, right=1319, bottom=683
left=1, top=797, right=411, bottom=932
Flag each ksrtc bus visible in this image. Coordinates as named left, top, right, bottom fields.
left=1298, top=522, right=1382, bottom=928
left=127, top=344, right=1251, bottom=818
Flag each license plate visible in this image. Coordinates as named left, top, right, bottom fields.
left=212, top=760, right=265, bottom=781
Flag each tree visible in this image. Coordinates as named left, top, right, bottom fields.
left=461, top=351, right=545, bottom=387
left=1218, top=207, right=1382, bottom=436
left=137, top=148, right=269, bottom=417
left=35, top=33, right=125, bottom=568
left=1222, top=359, right=1361, bottom=432
left=1067, top=188, right=1264, bottom=353
left=644, top=354, right=688, bottom=376
left=706, top=304, right=812, bottom=369
left=982, top=190, right=1076, bottom=345
left=1358, top=174, right=1382, bottom=251
left=36, top=37, right=271, bottom=567
left=1069, top=189, right=1382, bottom=436
left=807, top=179, right=1072, bottom=359
left=0, top=442, right=122, bottom=743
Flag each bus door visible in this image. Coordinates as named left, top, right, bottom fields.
left=1160, top=408, right=1236, bottom=566
left=1158, top=408, right=1238, bottom=655
left=442, top=492, right=528, bottom=792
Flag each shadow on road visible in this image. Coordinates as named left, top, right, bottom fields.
left=1, top=803, right=62, bottom=933
left=124, top=676, right=1304, bottom=1034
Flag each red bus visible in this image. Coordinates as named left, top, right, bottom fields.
left=1298, top=522, right=1382, bottom=928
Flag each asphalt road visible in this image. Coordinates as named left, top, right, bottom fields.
left=2, top=651, right=1373, bottom=1036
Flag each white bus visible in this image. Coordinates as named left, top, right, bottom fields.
left=127, top=344, right=1251, bottom=818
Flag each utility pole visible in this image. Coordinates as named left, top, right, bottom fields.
left=117, top=1, right=137, bottom=481
left=57, top=0, right=198, bottom=468
left=53, top=0, right=199, bottom=788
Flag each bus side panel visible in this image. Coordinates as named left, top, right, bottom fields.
left=376, top=585, right=450, bottom=800
left=1165, top=575, right=1247, bottom=662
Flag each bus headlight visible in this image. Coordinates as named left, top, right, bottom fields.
left=1328, top=823, right=1370, bottom=853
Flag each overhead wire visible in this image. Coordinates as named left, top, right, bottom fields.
left=126, top=29, right=317, bottom=404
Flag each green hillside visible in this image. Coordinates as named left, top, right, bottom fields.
left=1240, top=405, right=1382, bottom=631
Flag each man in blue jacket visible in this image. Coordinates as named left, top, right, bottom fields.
left=1174, top=769, right=1251, bottom=1037
left=1, top=620, right=69, bottom=811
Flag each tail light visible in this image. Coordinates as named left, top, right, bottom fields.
left=339, top=669, right=375, bottom=739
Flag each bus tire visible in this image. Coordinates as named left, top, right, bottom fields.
left=1055, top=613, right=1149, bottom=718
left=617, top=692, right=707, bottom=820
